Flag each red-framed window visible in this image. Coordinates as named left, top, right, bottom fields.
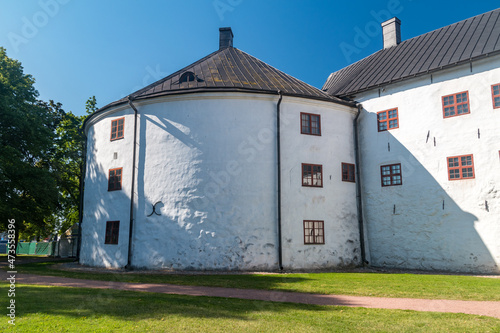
left=108, top=168, right=122, bottom=191
left=442, top=91, right=469, bottom=118
left=342, top=163, right=355, bottom=182
left=447, top=154, right=474, bottom=180
left=377, top=108, right=398, bottom=132
left=380, top=163, right=402, bottom=187
left=300, top=112, right=321, bottom=135
left=302, top=163, right=323, bottom=187
left=492, top=84, right=500, bottom=109
left=303, top=220, right=325, bottom=244
left=111, top=118, right=125, bottom=141
left=105, top=221, right=120, bottom=244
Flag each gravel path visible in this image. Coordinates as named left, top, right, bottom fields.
left=2, top=269, right=499, bottom=319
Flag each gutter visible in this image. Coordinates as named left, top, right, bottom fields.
left=354, top=103, right=367, bottom=265
left=126, top=96, right=139, bottom=270
left=276, top=91, right=284, bottom=271
left=76, top=128, right=87, bottom=262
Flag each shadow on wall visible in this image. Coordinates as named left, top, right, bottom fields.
left=360, top=111, right=498, bottom=273
left=82, top=132, right=159, bottom=269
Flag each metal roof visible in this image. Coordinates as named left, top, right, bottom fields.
left=96, top=46, right=353, bottom=114
left=323, top=8, right=500, bottom=97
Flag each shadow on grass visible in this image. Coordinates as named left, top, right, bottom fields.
left=11, top=285, right=329, bottom=321
left=11, top=260, right=312, bottom=291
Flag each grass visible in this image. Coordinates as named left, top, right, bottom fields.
left=1, top=283, right=498, bottom=332
left=11, top=259, right=500, bottom=301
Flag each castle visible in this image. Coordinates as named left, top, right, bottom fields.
left=80, top=9, right=500, bottom=273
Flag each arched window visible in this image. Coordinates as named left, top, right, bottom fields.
left=179, top=71, right=196, bottom=83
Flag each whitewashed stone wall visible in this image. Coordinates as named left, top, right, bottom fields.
left=280, top=97, right=360, bottom=269
left=80, top=92, right=362, bottom=270
left=355, top=56, right=500, bottom=273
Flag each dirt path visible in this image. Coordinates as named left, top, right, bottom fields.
left=2, top=269, right=499, bottom=319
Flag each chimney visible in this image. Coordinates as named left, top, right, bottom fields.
left=381, top=17, right=401, bottom=49
left=219, top=27, right=233, bottom=50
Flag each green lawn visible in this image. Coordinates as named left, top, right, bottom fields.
left=1, top=284, right=498, bottom=332
left=11, top=260, right=500, bottom=301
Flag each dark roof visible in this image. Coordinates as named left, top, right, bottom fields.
left=97, top=46, right=353, bottom=114
left=323, top=8, right=500, bottom=97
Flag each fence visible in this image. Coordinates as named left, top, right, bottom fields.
left=15, top=242, right=56, bottom=255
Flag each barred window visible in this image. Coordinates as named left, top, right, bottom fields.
left=381, top=163, right=402, bottom=187
left=108, top=168, right=122, bottom=191
left=442, top=91, right=470, bottom=118
left=105, top=221, right=120, bottom=244
left=111, top=118, right=124, bottom=141
left=377, top=108, right=399, bottom=132
left=447, top=154, right=474, bottom=180
left=342, top=163, right=355, bottom=182
left=302, top=163, right=323, bottom=187
left=303, top=220, right=324, bottom=244
left=492, top=84, right=500, bottom=109
left=301, top=113, right=321, bottom=135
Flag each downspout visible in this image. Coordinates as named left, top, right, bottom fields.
left=354, top=103, right=367, bottom=265
left=126, top=96, right=139, bottom=270
left=276, top=91, right=284, bottom=270
left=76, top=129, right=87, bottom=262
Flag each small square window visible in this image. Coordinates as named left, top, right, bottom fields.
left=447, top=154, right=474, bottom=180
left=442, top=91, right=470, bottom=118
left=105, top=221, right=120, bottom=244
left=111, top=118, right=125, bottom=141
left=108, top=168, right=122, bottom=191
left=341, top=163, right=355, bottom=182
left=303, top=220, right=324, bottom=244
left=380, top=163, right=402, bottom=187
left=377, top=108, right=399, bottom=132
left=300, top=113, right=321, bottom=136
left=302, top=163, right=323, bottom=187
left=492, top=84, right=500, bottom=109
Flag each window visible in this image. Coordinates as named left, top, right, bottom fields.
left=108, top=168, right=122, bottom=191
left=303, top=220, right=325, bottom=244
left=492, top=84, right=500, bottom=109
left=442, top=91, right=470, bottom=118
left=301, top=113, right=321, bottom=135
left=342, top=163, right=355, bottom=182
left=380, top=163, right=402, bottom=187
left=447, top=154, right=474, bottom=180
left=105, top=221, right=120, bottom=244
left=377, top=108, right=398, bottom=132
left=111, top=118, right=124, bottom=141
left=180, top=71, right=196, bottom=83
left=302, top=163, right=323, bottom=187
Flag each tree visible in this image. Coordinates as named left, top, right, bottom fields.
left=0, top=47, right=59, bottom=246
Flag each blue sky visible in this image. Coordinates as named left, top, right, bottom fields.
left=1, top=0, right=498, bottom=116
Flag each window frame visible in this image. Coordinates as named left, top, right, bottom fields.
left=302, top=163, right=323, bottom=188
left=110, top=117, right=125, bottom=141
left=341, top=163, right=355, bottom=183
left=492, top=84, right=500, bottom=109
left=108, top=167, right=123, bottom=191
left=300, top=112, right=321, bottom=136
left=447, top=154, right=475, bottom=181
left=442, top=91, right=470, bottom=118
left=303, top=220, right=325, bottom=245
left=105, top=221, right=120, bottom=245
left=380, top=163, right=402, bottom=187
left=377, top=108, right=399, bottom=132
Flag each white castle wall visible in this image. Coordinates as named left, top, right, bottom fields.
left=280, top=98, right=360, bottom=269
left=355, top=56, right=500, bottom=273
left=80, top=92, right=362, bottom=270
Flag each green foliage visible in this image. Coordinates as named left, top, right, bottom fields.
left=0, top=47, right=95, bottom=240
